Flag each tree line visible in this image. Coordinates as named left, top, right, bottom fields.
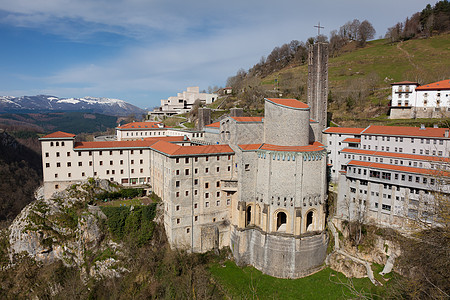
left=226, top=19, right=376, bottom=91
left=385, top=0, right=450, bottom=42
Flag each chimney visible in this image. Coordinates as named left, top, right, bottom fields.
left=420, top=124, right=425, bottom=130
left=433, top=124, right=438, bottom=128
left=445, top=129, right=449, bottom=138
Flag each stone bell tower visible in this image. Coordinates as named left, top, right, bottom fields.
left=307, top=42, right=329, bottom=137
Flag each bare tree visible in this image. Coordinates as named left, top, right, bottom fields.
left=357, top=20, right=376, bottom=47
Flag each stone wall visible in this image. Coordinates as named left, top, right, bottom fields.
left=263, top=100, right=310, bottom=146
left=231, top=226, right=328, bottom=278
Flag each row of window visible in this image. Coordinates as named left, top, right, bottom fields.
left=176, top=190, right=221, bottom=198
left=126, top=131, right=163, bottom=136
left=53, top=168, right=146, bottom=178
left=175, top=155, right=232, bottom=164
left=47, top=159, right=145, bottom=168
left=349, top=167, right=437, bottom=186
left=174, top=166, right=230, bottom=176
left=45, top=149, right=146, bottom=158
left=49, top=141, right=66, bottom=147
left=362, top=135, right=445, bottom=145
left=175, top=198, right=230, bottom=212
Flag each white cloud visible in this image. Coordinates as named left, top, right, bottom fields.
left=0, top=0, right=433, bottom=107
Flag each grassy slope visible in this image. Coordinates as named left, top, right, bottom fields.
left=210, top=261, right=392, bottom=299
left=257, top=34, right=450, bottom=123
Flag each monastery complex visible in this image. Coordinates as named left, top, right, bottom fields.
left=39, top=42, right=450, bottom=278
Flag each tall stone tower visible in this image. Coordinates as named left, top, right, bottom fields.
left=307, top=42, right=328, bottom=137
left=197, top=108, right=211, bottom=130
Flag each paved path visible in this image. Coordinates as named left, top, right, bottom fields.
left=328, top=220, right=380, bottom=286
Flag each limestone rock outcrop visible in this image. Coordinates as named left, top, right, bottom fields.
left=8, top=179, right=125, bottom=279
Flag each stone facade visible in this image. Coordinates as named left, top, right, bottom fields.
left=227, top=98, right=328, bottom=278
left=307, top=42, right=328, bottom=137
left=197, top=108, right=211, bottom=130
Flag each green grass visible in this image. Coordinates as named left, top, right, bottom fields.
left=210, top=261, right=390, bottom=299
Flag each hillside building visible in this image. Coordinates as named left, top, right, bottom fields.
left=149, top=86, right=218, bottom=118
left=115, top=121, right=205, bottom=141
left=324, top=125, right=450, bottom=230
left=389, top=79, right=450, bottom=119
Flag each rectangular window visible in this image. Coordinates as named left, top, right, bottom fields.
left=205, top=168, right=209, bottom=173
left=176, top=181, right=180, bottom=187
left=185, top=169, right=189, bottom=175
left=382, top=204, right=391, bottom=211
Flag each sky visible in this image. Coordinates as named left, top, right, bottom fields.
left=0, top=0, right=434, bottom=109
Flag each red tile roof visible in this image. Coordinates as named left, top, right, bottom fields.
left=41, top=131, right=76, bottom=139
left=261, top=144, right=324, bottom=152
left=206, top=121, right=220, bottom=128
left=347, top=160, right=449, bottom=177
left=362, top=125, right=449, bottom=138
left=238, top=142, right=324, bottom=152
left=151, top=141, right=234, bottom=156
left=323, top=127, right=365, bottom=134
left=117, top=121, right=164, bottom=129
left=230, top=117, right=263, bottom=122
left=238, top=144, right=262, bottom=151
left=391, top=81, right=418, bottom=85
left=342, top=138, right=361, bottom=143
left=266, top=98, right=309, bottom=109
left=341, top=148, right=450, bottom=163
left=74, top=136, right=186, bottom=149
left=415, top=79, right=450, bottom=91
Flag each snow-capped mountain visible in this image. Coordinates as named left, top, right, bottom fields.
left=0, top=95, right=146, bottom=116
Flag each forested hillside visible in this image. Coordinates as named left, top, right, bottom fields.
left=223, top=1, right=450, bottom=125
left=0, top=131, right=42, bottom=227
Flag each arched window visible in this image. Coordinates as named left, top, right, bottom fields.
left=306, top=211, right=314, bottom=231
left=246, top=206, right=252, bottom=226
left=277, top=211, right=287, bottom=232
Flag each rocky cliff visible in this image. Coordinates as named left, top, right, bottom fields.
left=8, top=179, right=127, bottom=280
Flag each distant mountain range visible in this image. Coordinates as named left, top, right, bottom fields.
left=0, top=95, right=146, bottom=116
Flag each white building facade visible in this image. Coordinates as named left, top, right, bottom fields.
left=328, top=125, right=450, bottom=230
left=390, top=79, right=450, bottom=119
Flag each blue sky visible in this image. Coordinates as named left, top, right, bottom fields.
left=0, top=0, right=433, bottom=109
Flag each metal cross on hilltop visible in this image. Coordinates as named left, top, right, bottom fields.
left=314, top=22, right=324, bottom=36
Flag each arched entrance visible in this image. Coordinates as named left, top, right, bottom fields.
left=276, top=211, right=287, bottom=232
left=246, top=206, right=252, bottom=226
left=306, top=211, right=314, bottom=231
